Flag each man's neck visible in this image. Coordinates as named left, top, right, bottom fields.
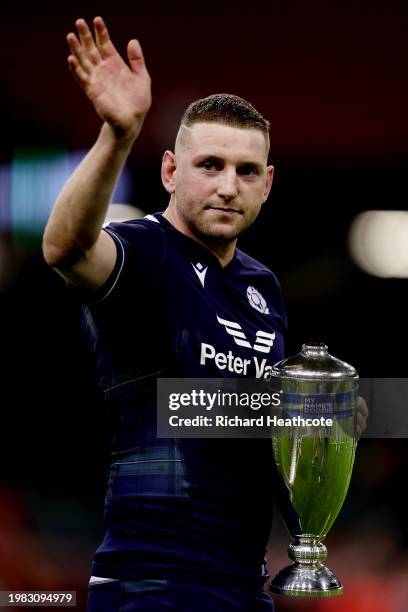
left=162, top=206, right=236, bottom=268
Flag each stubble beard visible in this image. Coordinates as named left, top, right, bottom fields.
left=181, top=207, right=245, bottom=247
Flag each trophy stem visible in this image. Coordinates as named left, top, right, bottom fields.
left=269, top=535, right=343, bottom=597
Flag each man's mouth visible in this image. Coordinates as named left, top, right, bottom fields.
left=207, top=206, right=242, bottom=215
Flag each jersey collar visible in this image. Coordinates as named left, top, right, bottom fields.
left=153, top=212, right=238, bottom=272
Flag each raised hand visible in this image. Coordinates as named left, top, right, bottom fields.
left=66, top=17, right=151, bottom=137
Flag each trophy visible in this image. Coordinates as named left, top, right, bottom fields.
left=268, top=342, right=358, bottom=597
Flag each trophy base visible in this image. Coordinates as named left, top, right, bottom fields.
left=269, top=563, right=343, bottom=597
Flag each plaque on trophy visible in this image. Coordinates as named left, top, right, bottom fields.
left=268, top=342, right=358, bottom=597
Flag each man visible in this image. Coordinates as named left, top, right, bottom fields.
left=43, top=17, right=366, bottom=611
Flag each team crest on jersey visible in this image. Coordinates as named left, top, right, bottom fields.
left=246, top=286, right=270, bottom=314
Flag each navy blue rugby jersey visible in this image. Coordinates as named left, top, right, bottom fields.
left=80, top=212, right=288, bottom=583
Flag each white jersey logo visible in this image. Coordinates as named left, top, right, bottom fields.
left=192, top=262, right=208, bottom=287
left=216, top=314, right=275, bottom=354
left=144, top=214, right=160, bottom=224
left=247, top=286, right=270, bottom=314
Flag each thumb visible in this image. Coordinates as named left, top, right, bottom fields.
left=127, top=39, right=146, bottom=73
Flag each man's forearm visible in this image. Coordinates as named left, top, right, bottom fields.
left=42, top=121, right=139, bottom=266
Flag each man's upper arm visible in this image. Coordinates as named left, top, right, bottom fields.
left=53, top=230, right=118, bottom=290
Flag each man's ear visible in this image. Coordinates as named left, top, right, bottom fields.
left=161, top=150, right=176, bottom=194
left=262, top=165, right=274, bottom=203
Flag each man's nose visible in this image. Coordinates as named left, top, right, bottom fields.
left=216, top=170, right=238, bottom=199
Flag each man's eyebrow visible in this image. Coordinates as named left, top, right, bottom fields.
left=237, top=161, right=263, bottom=170
left=193, top=154, right=224, bottom=163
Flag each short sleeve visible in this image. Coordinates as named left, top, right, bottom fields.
left=70, top=217, right=167, bottom=306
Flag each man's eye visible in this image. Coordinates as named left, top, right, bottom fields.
left=202, top=160, right=219, bottom=171
left=238, top=166, right=258, bottom=176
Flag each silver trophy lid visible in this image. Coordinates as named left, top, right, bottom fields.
left=271, top=342, right=358, bottom=381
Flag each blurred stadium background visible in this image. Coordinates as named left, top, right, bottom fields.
left=0, top=1, right=407, bottom=610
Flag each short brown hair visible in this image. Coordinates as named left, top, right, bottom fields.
left=180, top=93, right=270, bottom=135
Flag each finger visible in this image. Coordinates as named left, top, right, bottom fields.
left=127, top=39, right=147, bottom=74
left=67, top=55, right=88, bottom=85
left=75, top=18, right=101, bottom=65
left=357, top=396, right=369, bottom=418
left=93, top=16, right=117, bottom=58
left=66, top=32, right=92, bottom=72
left=355, top=408, right=367, bottom=440
left=356, top=412, right=364, bottom=429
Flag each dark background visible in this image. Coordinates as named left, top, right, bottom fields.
left=0, top=1, right=407, bottom=610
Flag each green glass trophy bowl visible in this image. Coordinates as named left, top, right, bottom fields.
left=268, top=342, right=358, bottom=597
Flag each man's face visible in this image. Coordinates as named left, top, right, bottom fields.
left=163, top=122, right=273, bottom=245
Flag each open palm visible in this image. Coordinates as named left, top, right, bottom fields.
left=67, top=17, right=151, bottom=135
